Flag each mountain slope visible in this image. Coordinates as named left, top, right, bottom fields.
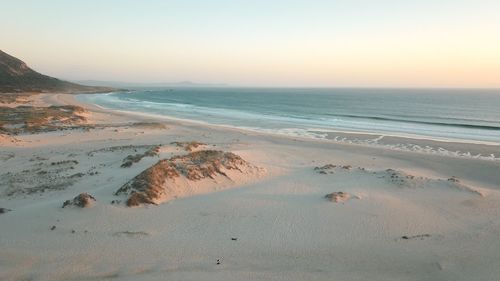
left=0, top=50, right=116, bottom=93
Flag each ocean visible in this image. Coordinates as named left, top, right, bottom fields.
left=78, top=88, right=500, bottom=143
left=77, top=88, right=500, bottom=143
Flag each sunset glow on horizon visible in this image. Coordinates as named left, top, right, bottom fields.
left=2, top=0, right=500, bottom=87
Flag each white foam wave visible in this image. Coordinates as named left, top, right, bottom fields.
left=328, top=135, right=499, bottom=162
left=76, top=93, right=500, bottom=162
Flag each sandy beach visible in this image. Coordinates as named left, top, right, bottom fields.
left=1, top=93, right=500, bottom=281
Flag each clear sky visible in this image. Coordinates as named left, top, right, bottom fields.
left=2, top=0, right=500, bottom=87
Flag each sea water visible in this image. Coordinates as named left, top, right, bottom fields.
left=78, top=87, right=500, bottom=145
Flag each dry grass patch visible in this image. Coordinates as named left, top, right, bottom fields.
left=62, top=193, right=96, bottom=208
left=0, top=105, right=87, bottom=134
left=171, top=141, right=207, bottom=152
left=121, top=146, right=161, bottom=168
left=0, top=93, right=36, bottom=104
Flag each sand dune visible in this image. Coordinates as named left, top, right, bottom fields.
left=116, top=150, right=264, bottom=206
left=1, top=93, right=500, bottom=281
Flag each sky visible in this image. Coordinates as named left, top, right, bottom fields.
left=1, top=0, right=500, bottom=87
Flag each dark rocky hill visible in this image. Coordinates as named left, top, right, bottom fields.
left=0, top=50, right=116, bottom=93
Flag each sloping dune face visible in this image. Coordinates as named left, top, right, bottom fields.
left=115, top=150, right=263, bottom=206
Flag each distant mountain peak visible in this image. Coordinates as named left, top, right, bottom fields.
left=76, top=80, right=227, bottom=88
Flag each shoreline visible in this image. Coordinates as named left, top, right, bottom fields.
left=71, top=93, right=500, bottom=161
left=75, top=90, right=500, bottom=145
left=10, top=92, right=500, bottom=187
left=3, top=92, right=500, bottom=186
left=2, top=92, right=500, bottom=280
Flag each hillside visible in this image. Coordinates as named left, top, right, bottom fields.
left=0, top=50, right=116, bottom=93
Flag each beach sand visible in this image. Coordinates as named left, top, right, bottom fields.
left=1, top=93, right=500, bottom=281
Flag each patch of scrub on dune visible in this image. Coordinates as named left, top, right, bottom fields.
left=0, top=93, right=35, bottom=104
left=0, top=105, right=87, bottom=134
left=121, top=146, right=160, bottom=168
left=171, top=141, right=207, bottom=152
left=0, top=152, right=15, bottom=161
left=115, top=150, right=264, bottom=207
left=325, top=191, right=361, bottom=203
left=380, top=169, right=423, bottom=188
left=87, top=144, right=161, bottom=157
left=377, top=169, right=484, bottom=196
left=313, top=164, right=484, bottom=196
left=0, top=157, right=91, bottom=197
left=314, top=164, right=353, bottom=174
left=112, top=231, right=150, bottom=238
left=62, top=193, right=96, bottom=208
left=130, top=122, right=168, bottom=130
